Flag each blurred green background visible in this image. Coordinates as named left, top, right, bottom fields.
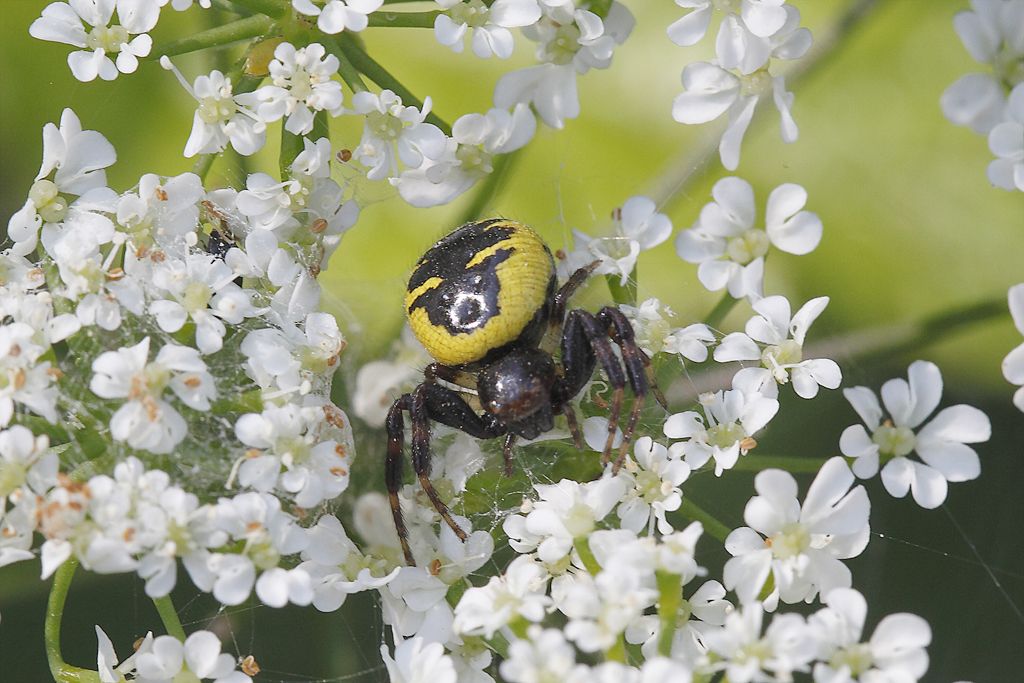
left=2, top=0, right=1023, bottom=680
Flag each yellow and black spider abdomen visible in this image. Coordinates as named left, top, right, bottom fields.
left=405, top=219, right=556, bottom=367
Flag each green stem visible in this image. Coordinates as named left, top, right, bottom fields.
left=457, top=150, right=521, bottom=224
left=677, top=498, right=732, bottom=543
left=573, top=536, right=602, bottom=575
left=153, top=595, right=188, bottom=641
left=46, top=559, right=99, bottom=683
left=704, top=293, right=738, bottom=329
left=226, top=0, right=289, bottom=18
left=151, top=15, right=275, bottom=58
left=280, top=129, right=304, bottom=179
left=855, top=297, right=1009, bottom=363
left=367, top=10, right=440, bottom=29
left=655, top=570, right=683, bottom=657
left=335, top=33, right=452, bottom=135
left=606, top=269, right=637, bottom=307
left=326, top=37, right=368, bottom=92
left=729, top=454, right=832, bottom=473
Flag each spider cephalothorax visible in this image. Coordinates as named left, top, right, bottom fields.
left=386, top=219, right=664, bottom=565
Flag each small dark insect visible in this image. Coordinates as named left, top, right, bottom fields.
left=386, top=219, right=665, bottom=565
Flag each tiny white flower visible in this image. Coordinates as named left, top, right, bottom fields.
left=941, top=0, right=1024, bottom=134
left=293, top=0, right=383, bottom=34
left=161, top=57, right=268, bottom=157
left=90, top=337, right=216, bottom=453
left=987, top=82, right=1024, bottom=191
left=381, top=636, right=457, bottom=683
left=676, top=177, right=822, bottom=299
left=702, top=603, right=815, bottom=683
left=30, top=0, right=160, bottom=82
left=239, top=42, right=344, bottom=136
left=714, top=295, right=842, bottom=398
left=561, top=196, right=672, bottom=286
left=672, top=63, right=799, bottom=170
left=7, top=109, right=116, bottom=257
left=135, top=630, right=250, bottom=682
left=349, top=89, right=447, bottom=181
left=723, top=457, right=870, bottom=610
left=839, top=360, right=991, bottom=509
left=664, top=371, right=779, bottom=475
left=499, top=626, right=579, bottom=683
left=1004, top=283, right=1024, bottom=411
left=454, top=554, right=551, bottom=637
left=434, top=0, right=541, bottom=59
left=503, top=477, right=627, bottom=565
left=811, top=588, right=931, bottom=682
left=617, top=437, right=691, bottom=534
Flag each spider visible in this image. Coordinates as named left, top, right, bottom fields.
left=386, top=218, right=664, bottom=566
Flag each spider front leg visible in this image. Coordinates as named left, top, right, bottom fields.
left=385, top=383, right=507, bottom=566
left=598, top=306, right=658, bottom=472
left=559, top=309, right=628, bottom=468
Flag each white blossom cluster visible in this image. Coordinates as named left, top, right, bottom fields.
left=941, top=0, right=1024, bottom=191
left=1, top=106, right=377, bottom=669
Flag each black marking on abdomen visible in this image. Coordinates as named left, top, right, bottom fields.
left=409, top=248, right=513, bottom=334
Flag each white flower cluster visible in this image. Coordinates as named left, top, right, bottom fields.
left=668, top=0, right=813, bottom=170
left=941, top=0, right=1024, bottom=191
left=0, top=108, right=377, bottom=620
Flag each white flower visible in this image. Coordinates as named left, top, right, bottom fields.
left=135, top=630, right=250, bottom=683
left=293, top=0, right=383, bottom=34
left=239, top=42, right=344, bottom=136
left=0, top=322, right=61, bottom=426
left=723, top=457, right=870, bottom=610
left=160, top=57, right=268, bottom=157
left=702, top=604, right=815, bottom=683
left=116, top=172, right=204, bottom=246
left=555, top=560, right=658, bottom=653
left=941, top=0, right=1024, bottom=134
left=7, top=109, right=116, bottom=257
left=987, top=82, right=1024, bottom=191
left=503, top=477, right=627, bottom=565
left=811, top=587, right=931, bottom=683
left=664, top=371, right=779, bottom=475
left=839, top=360, right=991, bottom=509
left=561, top=196, right=673, bottom=286
left=380, top=566, right=454, bottom=643
left=494, top=3, right=634, bottom=128
left=617, top=437, right=690, bottom=534
left=298, top=514, right=399, bottom=612
left=30, top=0, right=159, bottom=82
left=671, top=63, right=799, bottom=171
left=676, top=177, right=822, bottom=299
left=349, top=89, right=447, bottom=181
left=234, top=401, right=352, bottom=508
left=149, top=253, right=256, bottom=354
left=392, top=104, right=536, bottom=207
left=89, top=337, right=216, bottom=453
left=1004, top=283, right=1024, bottom=411
left=454, top=555, right=551, bottom=637
left=381, top=637, right=457, bottom=683
left=714, top=295, right=842, bottom=398
left=434, top=0, right=541, bottom=59
left=499, top=627, right=579, bottom=683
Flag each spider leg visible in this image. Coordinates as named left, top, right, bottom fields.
left=598, top=306, right=655, bottom=472
left=424, top=362, right=478, bottom=392
left=560, top=309, right=628, bottom=466
left=408, top=385, right=471, bottom=545
left=561, top=401, right=584, bottom=449
left=385, top=395, right=416, bottom=566
left=553, top=261, right=600, bottom=322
